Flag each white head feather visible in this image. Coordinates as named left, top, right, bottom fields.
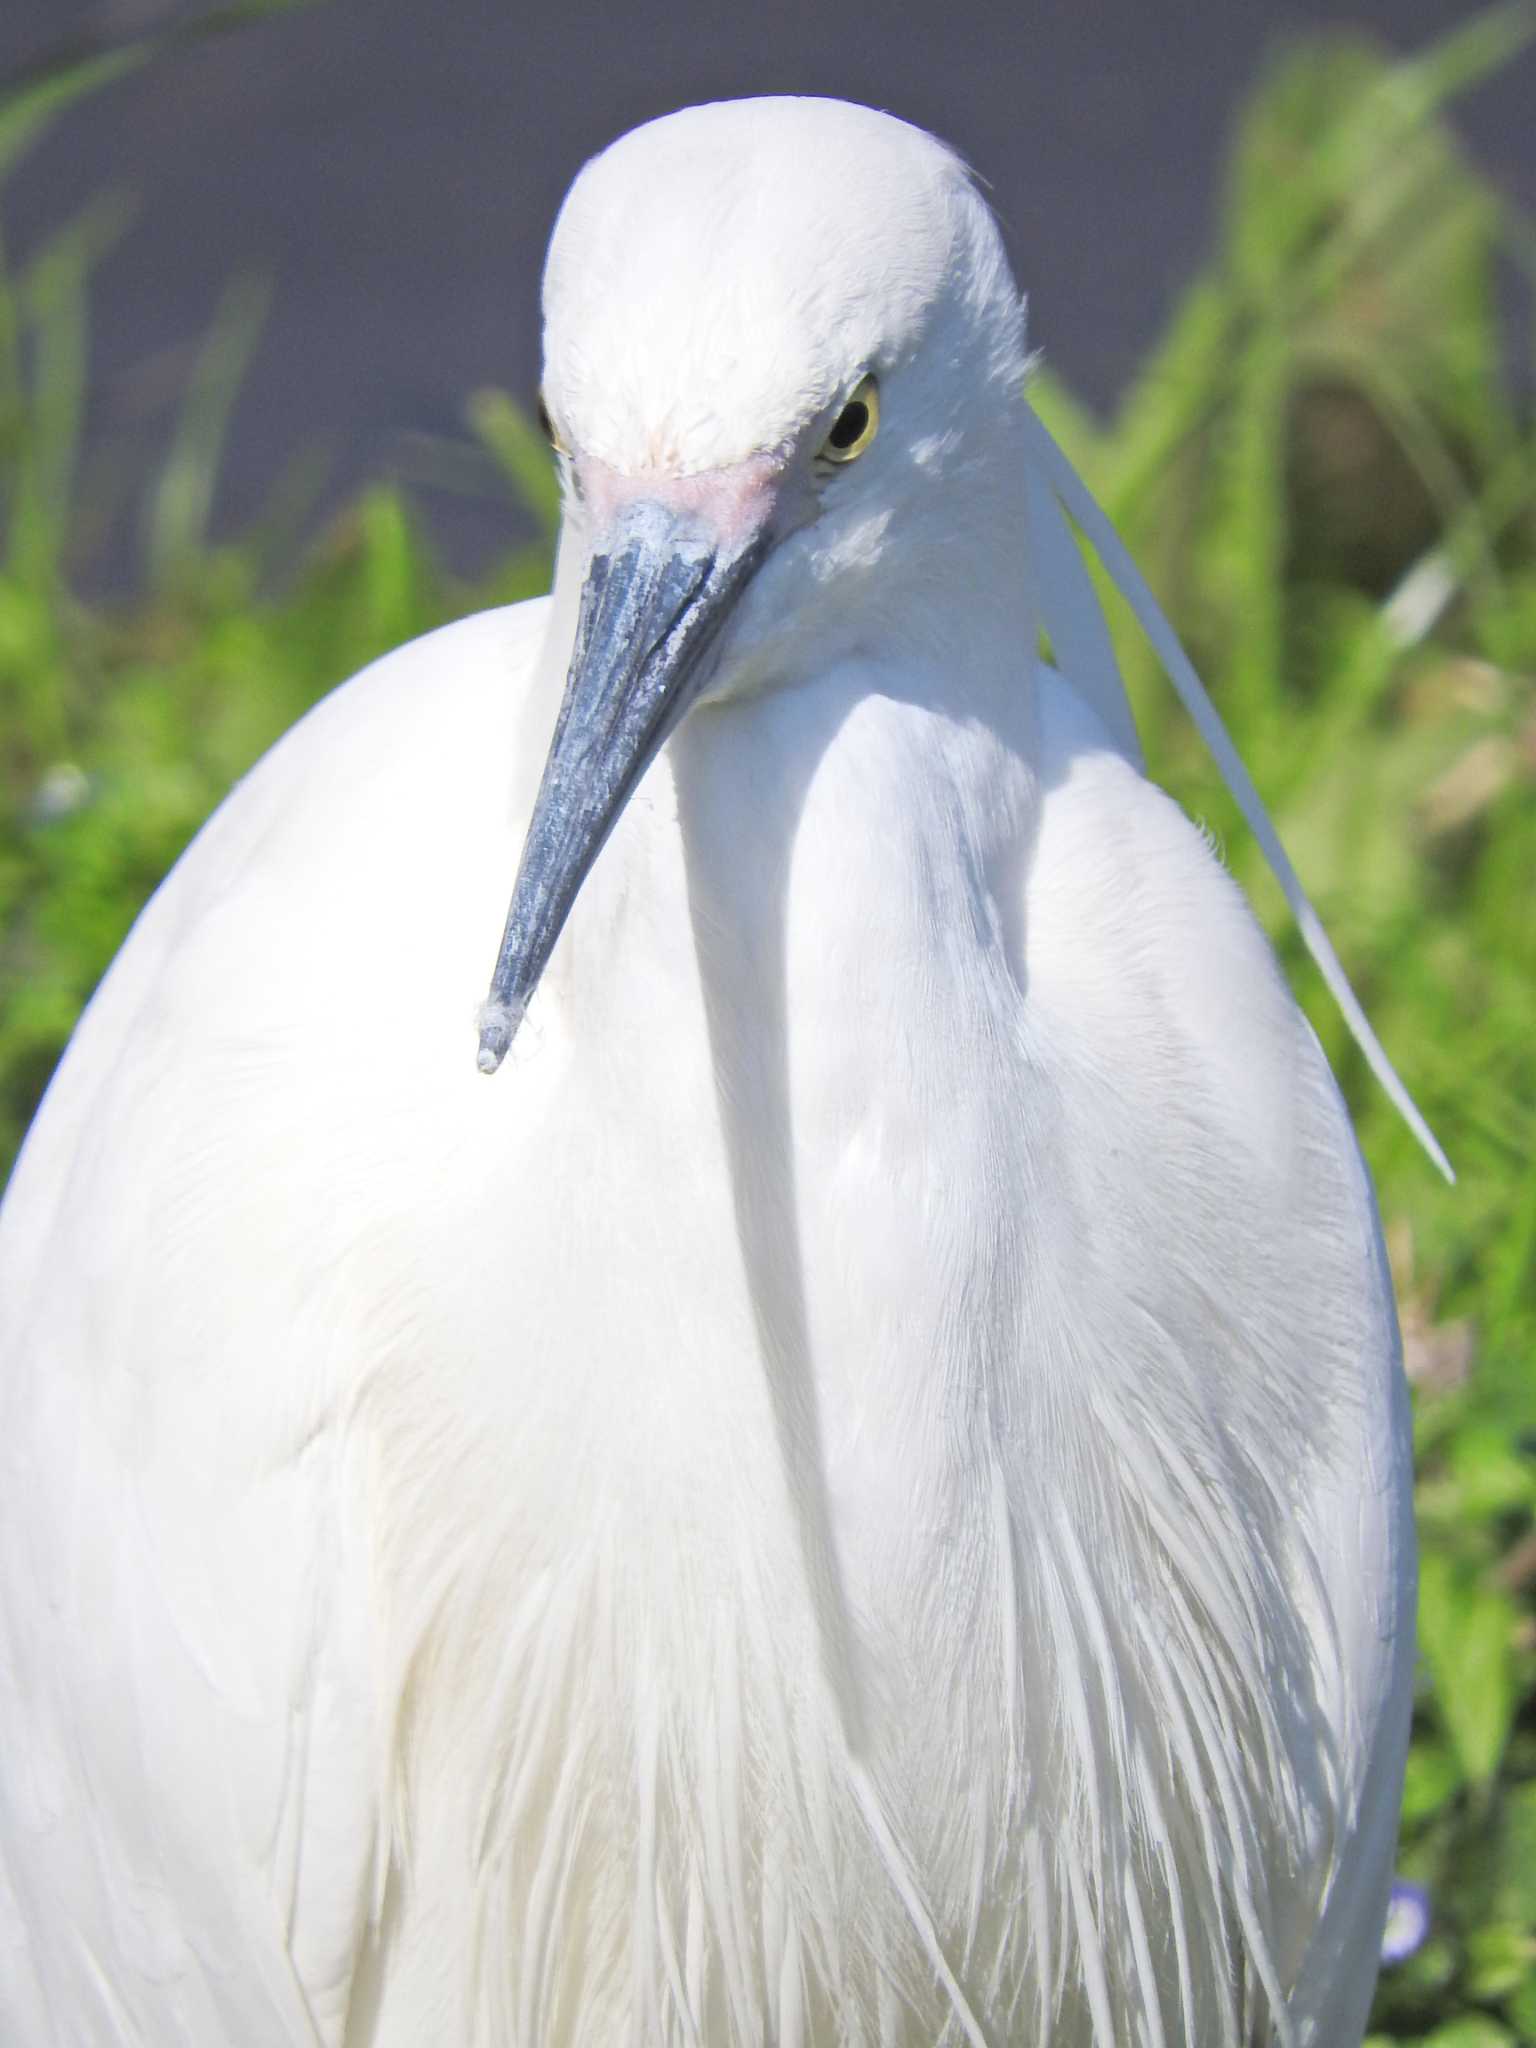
left=543, top=97, right=1023, bottom=478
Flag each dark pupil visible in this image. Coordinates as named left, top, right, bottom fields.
left=828, top=400, right=869, bottom=450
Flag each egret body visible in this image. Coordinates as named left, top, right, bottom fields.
left=1, top=99, right=1421, bottom=2047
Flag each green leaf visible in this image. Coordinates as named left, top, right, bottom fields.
left=1505, top=1970, right=1536, bottom=2042
left=1447, top=1419, right=1536, bottom=1521
left=144, top=275, right=272, bottom=589
left=0, top=53, right=142, bottom=185
left=1417, top=1549, right=1519, bottom=1787
left=1464, top=1920, right=1535, bottom=2002
left=1401, top=1737, right=1463, bottom=1823
left=467, top=389, right=562, bottom=537
left=1419, top=2019, right=1515, bottom=2048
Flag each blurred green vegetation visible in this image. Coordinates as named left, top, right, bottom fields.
left=1, top=7, right=1534, bottom=2041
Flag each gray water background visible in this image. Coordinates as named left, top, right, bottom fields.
left=2, top=0, right=1531, bottom=585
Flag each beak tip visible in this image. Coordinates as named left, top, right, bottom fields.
left=476, top=997, right=525, bottom=1075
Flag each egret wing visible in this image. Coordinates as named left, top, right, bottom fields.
left=0, top=598, right=552, bottom=2045
left=1017, top=668, right=1415, bottom=2045
left=1023, top=402, right=1450, bottom=1182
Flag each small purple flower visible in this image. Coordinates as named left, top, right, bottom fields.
left=1381, top=1878, right=1431, bottom=1965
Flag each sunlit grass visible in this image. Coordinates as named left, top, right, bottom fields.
left=1, top=8, right=1533, bottom=2039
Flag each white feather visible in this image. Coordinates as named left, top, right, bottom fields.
left=1020, top=404, right=1452, bottom=1185
left=1, top=97, right=1416, bottom=2048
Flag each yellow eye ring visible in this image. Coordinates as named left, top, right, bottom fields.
left=819, top=375, right=879, bottom=464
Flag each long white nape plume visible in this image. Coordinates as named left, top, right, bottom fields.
left=1022, top=403, right=1454, bottom=1185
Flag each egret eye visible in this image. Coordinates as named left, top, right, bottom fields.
left=537, top=395, right=569, bottom=455
left=819, top=375, right=879, bottom=464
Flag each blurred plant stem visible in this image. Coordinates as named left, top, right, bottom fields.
left=0, top=0, right=328, bottom=108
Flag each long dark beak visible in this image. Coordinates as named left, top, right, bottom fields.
left=477, top=499, right=769, bottom=1072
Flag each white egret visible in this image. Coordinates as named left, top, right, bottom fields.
left=0, top=97, right=1439, bottom=2048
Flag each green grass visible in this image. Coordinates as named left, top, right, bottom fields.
left=1, top=10, right=1534, bottom=2040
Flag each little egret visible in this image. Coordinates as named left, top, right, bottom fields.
left=1, top=98, right=1440, bottom=2048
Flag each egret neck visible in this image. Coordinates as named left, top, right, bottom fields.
left=487, top=411, right=1043, bottom=1747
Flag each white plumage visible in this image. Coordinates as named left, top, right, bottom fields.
left=0, top=97, right=1425, bottom=2047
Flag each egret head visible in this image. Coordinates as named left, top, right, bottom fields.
left=479, top=97, right=1029, bottom=1071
